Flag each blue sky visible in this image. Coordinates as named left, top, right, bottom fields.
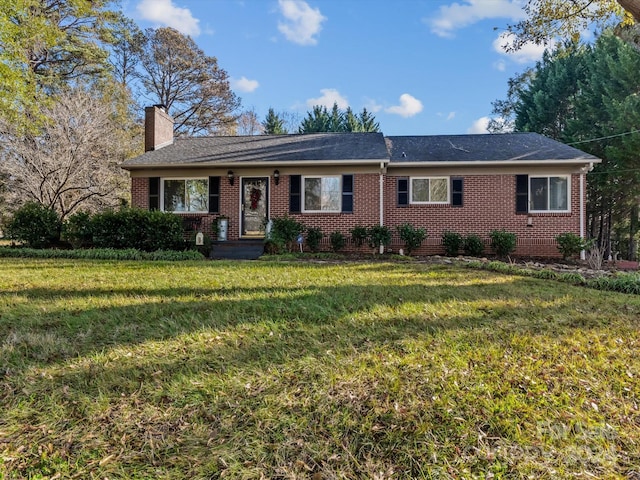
left=124, top=0, right=552, bottom=135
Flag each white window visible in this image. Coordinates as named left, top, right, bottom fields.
left=410, top=177, right=449, bottom=204
left=162, top=178, right=208, bottom=213
left=530, top=176, right=569, bottom=212
left=303, top=176, right=341, bottom=212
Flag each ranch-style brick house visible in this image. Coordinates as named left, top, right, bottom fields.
left=121, top=105, right=601, bottom=257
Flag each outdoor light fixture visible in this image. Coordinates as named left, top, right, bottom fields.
left=274, top=169, right=280, bottom=185
left=227, top=170, right=235, bottom=186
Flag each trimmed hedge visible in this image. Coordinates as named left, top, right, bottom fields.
left=0, top=247, right=204, bottom=261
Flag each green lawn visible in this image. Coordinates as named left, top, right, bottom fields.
left=1, top=258, right=639, bottom=479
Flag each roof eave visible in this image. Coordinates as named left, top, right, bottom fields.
left=121, top=158, right=390, bottom=170
left=389, top=158, right=601, bottom=168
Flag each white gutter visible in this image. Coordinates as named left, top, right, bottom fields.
left=389, top=159, right=601, bottom=168
left=122, top=159, right=392, bottom=170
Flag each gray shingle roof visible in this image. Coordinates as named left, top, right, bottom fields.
left=385, top=133, right=599, bottom=163
left=122, top=131, right=600, bottom=169
left=122, top=132, right=389, bottom=168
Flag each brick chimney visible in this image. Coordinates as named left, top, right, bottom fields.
left=144, top=105, right=174, bottom=152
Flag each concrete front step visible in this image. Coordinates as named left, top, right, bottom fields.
left=210, top=240, right=264, bottom=260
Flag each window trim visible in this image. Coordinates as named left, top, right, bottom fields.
left=161, top=177, right=209, bottom=214
left=301, top=175, right=343, bottom=213
left=409, top=176, right=450, bottom=205
left=528, top=175, right=571, bottom=213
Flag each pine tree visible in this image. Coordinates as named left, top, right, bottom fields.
left=358, top=108, right=380, bottom=132
left=262, top=108, right=287, bottom=134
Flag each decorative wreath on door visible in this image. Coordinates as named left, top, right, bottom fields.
left=250, top=187, right=262, bottom=210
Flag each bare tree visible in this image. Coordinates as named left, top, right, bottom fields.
left=0, top=85, right=133, bottom=220
left=236, top=108, right=264, bottom=136
left=139, top=27, right=240, bottom=136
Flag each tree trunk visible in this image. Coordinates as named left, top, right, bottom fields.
left=619, top=0, right=640, bottom=21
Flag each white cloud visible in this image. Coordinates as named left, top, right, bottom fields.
left=231, top=76, right=259, bottom=93
left=278, top=0, right=326, bottom=46
left=467, top=116, right=491, bottom=134
left=493, top=59, right=507, bottom=71
left=493, top=32, right=551, bottom=64
left=363, top=98, right=383, bottom=113
left=306, top=88, right=349, bottom=109
left=426, top=0, right=525, bottom=38
left=136, top=0, right=200, bottom=36
left=385, top=94, right=423, bottom=118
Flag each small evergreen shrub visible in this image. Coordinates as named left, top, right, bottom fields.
left=4, top=202, right=62, bottom=248
left=396, top=223, right=427, bottom=255
left=442, top=231, right=463, bottom=257
left=555, top=232, right=587, bottom=260
left=91, top=209, right=184, bottom=251
left=306, top=227, right=323, bottom=253
left=490, top=229, right=517, bottom=257
left=350, top=225, right=369, bottom=248
left=464, top=234, right=484, bottom=256
left=62, top=211, right=94, bottom=249
left=329, top=231, right=346, bottom=252
left=368, top=225, right=392, bottom=251
left=269, top=215, right=305, bottom=253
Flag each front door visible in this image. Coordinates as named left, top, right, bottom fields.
left=241, top=177, right=269, bottom=237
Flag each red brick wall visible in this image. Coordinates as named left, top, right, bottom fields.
left=272, top=173, right=381, bottom=239
left=129, top=172, right=585, bottom=257
left=131, top=177, right=148, bottom=209
left=384, top=173, right=583, bottom=257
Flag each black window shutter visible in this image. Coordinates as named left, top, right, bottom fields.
left=289, top=175, right=301, bottom=213
left=516, top=174, right=529, bottom=214
left=149, top=177, right=160, bottom=211
left=342, top=174, right=353, bottom=213
left=451, top=177, right=463, bottom=207
left=397, top=177, right=409, bottom=206
left=208, top=176, right=220, bottom=214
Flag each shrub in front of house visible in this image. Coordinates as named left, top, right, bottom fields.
left=368, top=225, right=392, bottom=251
left=442, top=231, right=464, bottom=257
left=305, top=227, right=323, bottom=253
left=350, top=225, right=369, bottom=248
left=490, top=229, right=517, bottom=258
left=62, top=211, right=94, bottom=249
left=91, top=209, right=184, bottom=252
left=463, top=234, right=485, bottom=257
left=396, top=223, right=427, bottom=255
left=3, top=202, right=62, bottom=248
left=329, top=231, right=346, bottom=252
left=555, top=232, right=587, bottom=260
left=268, top=215, right=305, bottom=253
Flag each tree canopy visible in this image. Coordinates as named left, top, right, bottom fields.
left=0, top=0, right=115, bottom=127
left=497, top=31, right=640, bottom=258
left=298, top=103, right=380, bottom=133
left=506, top=0, right=639, bottom=50
left=138, top=27, right=240, bottom=136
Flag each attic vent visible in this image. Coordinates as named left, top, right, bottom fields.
left=401, top=152, right=406, bottom=158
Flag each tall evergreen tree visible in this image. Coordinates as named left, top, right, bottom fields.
left=262, top=108, right=287, bottom=134
left=298, top=103, right=380, bottom=133
left=358, top=108, right=380, bottom=133
left=506, top=30, right=640, bottom=258
left=298, top=105, right=332, bottom=133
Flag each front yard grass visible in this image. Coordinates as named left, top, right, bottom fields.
left=1, top=258, right=639, bottom=478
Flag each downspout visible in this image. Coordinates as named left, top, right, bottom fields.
left=379, top=162, right=385, bottom=227
left=379, top=162, right=385, bottom=254
left=580, top=170, right=586, bottom=260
